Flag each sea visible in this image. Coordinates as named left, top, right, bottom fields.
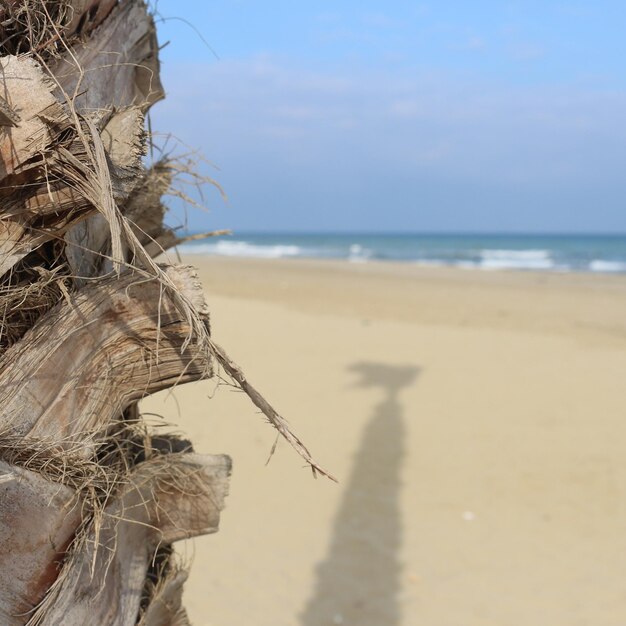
left=178, top=233, right=626, bottom=274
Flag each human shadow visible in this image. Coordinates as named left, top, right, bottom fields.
left=300, top=362, right=419, bottom=626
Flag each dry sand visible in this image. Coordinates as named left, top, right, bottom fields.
left=142, top=257, right=626, bottom=626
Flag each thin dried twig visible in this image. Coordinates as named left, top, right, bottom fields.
left=209, top=339, right=336, bottom=482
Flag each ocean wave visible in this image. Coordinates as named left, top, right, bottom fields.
left=348, top=243, right=372, bottom=263
left=479, top=249, right=555, bottom=270
left=588, top=259, right=626, bottom=273
left=178, top=240, right=302, bottom=259
left=175, top=236, right=626, bottom=274
left=413, top=260, right=447, bottom=268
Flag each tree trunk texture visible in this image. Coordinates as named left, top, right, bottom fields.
left=0, top=2, right=333, bottom=623
left=0, top=2, right=230, bottom=624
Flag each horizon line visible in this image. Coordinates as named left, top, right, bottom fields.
left=184, top=229, right=626, bottom=237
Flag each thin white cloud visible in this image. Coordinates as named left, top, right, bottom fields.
left=466, top=36, right=487, bottom=51
left=152, top=55, right=626, bottom=230
left=314, top=11, right=342, bottom=23
left=508, top=41, right=546, bottom=61
left=360, top=12, right=402, bottom=29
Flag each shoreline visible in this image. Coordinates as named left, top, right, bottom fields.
left=181, top=252, right=626, bottom=281
left=180, top=254, right=626, bottom=344
left=177, top=231, right=626, bottom=275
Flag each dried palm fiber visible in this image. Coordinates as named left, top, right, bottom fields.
left=0, top=1, right=332, bottom=625
left=0, top=0, right=116, bottom=58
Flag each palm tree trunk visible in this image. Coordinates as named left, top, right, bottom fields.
left=0, top=3, right=331, bottom=623
left=0, top=2, right=230, bottom=624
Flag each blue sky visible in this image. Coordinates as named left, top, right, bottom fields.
left=150, top=1, right=626, bottom=233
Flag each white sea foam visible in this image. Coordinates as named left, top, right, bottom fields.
left=176, top=237, right=626, bottom=274
left=179, top=240, right=302, bottom=259
left=413, top=260, right=446, bottom=268
left=479, top=249, right=554, bottom=270
left=589, top=259, right=626, bottom=273
left=348, top=243, right=372, bottom=263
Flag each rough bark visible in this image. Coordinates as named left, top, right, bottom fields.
left=29, top=453, right=231, bottom=626
left=0, top=265, right=211, bottom=446
left=0, top=2, right=229, bottom=624
left=0, top=461, right=82, bottom=624
left=0, top=2, right=329, bottom=624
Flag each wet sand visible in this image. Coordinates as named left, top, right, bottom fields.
left=142, top=257, right=626, bottom=626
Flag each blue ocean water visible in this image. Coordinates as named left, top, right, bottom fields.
left=178, top=233, right=626, bottom=274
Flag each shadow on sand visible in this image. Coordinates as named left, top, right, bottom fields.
left=300, top=362, right=419, bottom=626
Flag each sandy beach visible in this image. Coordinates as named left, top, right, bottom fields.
left=141, top=257, right=626, bottom=626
